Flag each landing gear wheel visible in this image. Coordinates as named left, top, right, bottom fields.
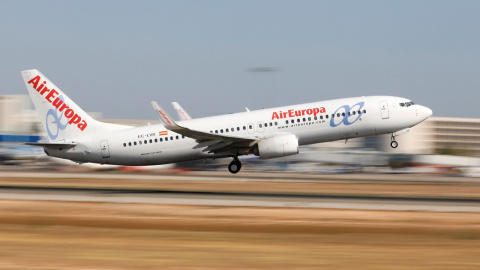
left=228, top=158, right=242, bottom=174
left=390, top=140, right=398, bottom=148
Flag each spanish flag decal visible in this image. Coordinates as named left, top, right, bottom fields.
left=159, top=131, right=168, bottom=136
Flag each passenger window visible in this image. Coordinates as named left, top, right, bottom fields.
left=215, top=130, right=218, bottom=133
left=358, top=110, right=361, bottom=114
left=144, top=140, right=147, bottom=144
left=225, top=129, right=229, bottom=132
left=243, top=126, right=246, bottom=130
left=123, top=143, right=126, bottom=147
left=182, top=135, right=185, bottom=139
left=308, top=117, right=311, bottom=121
left=134, top=142, right=137, bottom=145
left=275, top=122, right=278, bottom=126
left=337, top=113, right=340, bottom=117
left=259, top=124, right=262, bottom=128
left=165, top=137, right=168, bottom=141
left=128, top=142, right=132, bottom=146
left=303, top=118, right=306, bottom=122
left=286, top=120, right=289, bottom=124
left=341, top=113, right=345, bottom=116
left=160, top=138, right=163, bottom=142
left=269, top=122, right=273, bottom=126
left=363, top=109, right=366, bottom=113
left=231, top=128, right=234, bottom=132
left=352, top=111, right=356, bottom=115
left=139, top=141, right=142, bottom=145
left=149, top=139, right=152, bottom=143
left=220, top=129, right=223, bottom=133
left=237, top=127, right=240, bottom=131
left=155, top=139, right=158, bottom=143
left=170, top=136, right=173, bottom=140
left=249, top=125, right=253, bottom=129
left=297, top=119, right=300, bottom=123
left=176, top=136, right=179, bottom=139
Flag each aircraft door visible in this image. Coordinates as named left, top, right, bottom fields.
left=100, top=140, right=110, bottom=158
left=257, top=121, right=265, bottom=133
left=379, top=101, right=389, bottom=119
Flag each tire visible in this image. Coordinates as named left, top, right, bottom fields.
left=228, top=160, right=241, bottom=174
left=390, top=141, right=398, bottom=148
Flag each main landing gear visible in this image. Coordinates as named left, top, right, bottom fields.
left=390, top=134, right=398, bottom=148
left=228, top=156, right=242, bottom=174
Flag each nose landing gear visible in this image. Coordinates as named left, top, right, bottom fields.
left=390, top=134, right=398, bottom=148
left=228, top=156, right=242, bottom=174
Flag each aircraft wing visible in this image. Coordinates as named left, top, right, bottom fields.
left=152, top=101, right=258, bottom=154
left=171, top=102, right=192, bottom=120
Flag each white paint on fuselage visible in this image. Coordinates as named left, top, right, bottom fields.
left=48, top=96, right=432, bottom=166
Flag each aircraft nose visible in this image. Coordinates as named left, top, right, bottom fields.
left=419, top=106, right=433, bottom=120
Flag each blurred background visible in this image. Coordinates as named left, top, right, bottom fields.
left=1, top=1, right=480, bottom=269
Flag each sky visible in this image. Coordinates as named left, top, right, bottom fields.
left=1, top=0, right=479, bottom=119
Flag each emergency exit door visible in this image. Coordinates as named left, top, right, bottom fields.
left=379, top=101, right=389, bottom=119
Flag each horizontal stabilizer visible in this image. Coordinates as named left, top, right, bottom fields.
left=23, top=142, right=77, bottom=149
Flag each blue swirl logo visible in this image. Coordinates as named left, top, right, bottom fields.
left=330, top=101, right=365, bottom=127
left=45, top=95, right=68, bottom=140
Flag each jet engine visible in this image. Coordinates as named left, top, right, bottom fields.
left=254, top=133, right=299, bottom=159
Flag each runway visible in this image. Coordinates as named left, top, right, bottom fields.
left=1, top=185, right=479, bottom=212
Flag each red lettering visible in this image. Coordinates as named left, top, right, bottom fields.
left=45, top=89, right=58, bottom=103
left=52, top=97, right=63, bottom=109
left=27, top=76, right=41, bottom=89
left=40, top=85, right=51, bottom=95
left=30, top=74, right=89, bottom=133
left=271, top=106, right=326, bottom=121
left=64, top=109, right=74, bottom=118
left=159, top=110, right=172, bottom=125
left=59, top=103, right=69, bottom=112
left=78, top=120, right=87, bottom=131
left=69, top=114, right=81, bottom=124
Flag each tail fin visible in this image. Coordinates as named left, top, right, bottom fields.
left=21, top=69, right=127, bottom=142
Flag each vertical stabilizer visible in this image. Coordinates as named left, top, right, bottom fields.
left=21, top=69, right=126, bottom=142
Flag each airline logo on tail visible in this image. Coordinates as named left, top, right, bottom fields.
left=27, top=75, right=88, bottom=137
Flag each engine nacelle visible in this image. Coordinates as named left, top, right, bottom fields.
left=254, top=133, right=299, bottom=159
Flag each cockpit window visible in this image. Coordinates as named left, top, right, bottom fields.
left=400, top=101, right=415, bottom=107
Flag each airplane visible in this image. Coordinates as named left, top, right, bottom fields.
left=21, top=69, right=432, bottom=174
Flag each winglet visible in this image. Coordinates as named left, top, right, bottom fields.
left=172, top=102, right=192, bottom=121
left=151, top=101, right=178, bottom=128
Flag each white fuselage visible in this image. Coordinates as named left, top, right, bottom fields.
left=46, top=96, right=432, bottom=166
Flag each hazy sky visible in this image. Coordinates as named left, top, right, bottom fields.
left=1, top=1, right=479, bottom=119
